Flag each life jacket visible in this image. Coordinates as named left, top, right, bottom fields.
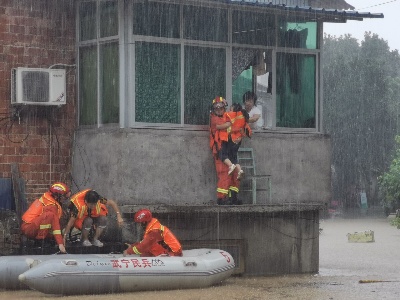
left=69, top=189, right=108, bottom=229
left=220, top=111, right=252, bottom=143
left=218, top=112, right=230, bottom=142
left=142, top=218, right=182, bottom=256
left=22, top=192, right=62, bottom=223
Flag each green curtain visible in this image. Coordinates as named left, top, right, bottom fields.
left=135, top=42, right=181, bottom=123
left=184, top=46, right=226, bottom=125
left=232, top=67, right=253, bottom=104
left=276, top=53, right=315, bottom=128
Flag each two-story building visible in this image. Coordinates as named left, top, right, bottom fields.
left=0, top=0, right=382, bottom=275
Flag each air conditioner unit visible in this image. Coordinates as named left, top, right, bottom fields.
left=11, top=67, right=66, bottom=105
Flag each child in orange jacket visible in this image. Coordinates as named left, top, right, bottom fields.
left=216, top=103, right=251, bottom=180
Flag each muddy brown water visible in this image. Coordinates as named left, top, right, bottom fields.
left=2, top=218, right=400, bottom=300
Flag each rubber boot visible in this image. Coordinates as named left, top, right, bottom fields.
left=217, top=197, right=232, bottom=205
left=230, top=191, right=242, bottom=205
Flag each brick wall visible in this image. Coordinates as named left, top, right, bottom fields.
left=0, top=0, right=76, bottom=204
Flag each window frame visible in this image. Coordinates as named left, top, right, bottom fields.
left=77, top=0, right=120, bottom=128
left=78, top=0, right=322, bottom=132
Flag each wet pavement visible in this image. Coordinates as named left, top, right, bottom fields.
left=1, top=217, right=400, bottom=299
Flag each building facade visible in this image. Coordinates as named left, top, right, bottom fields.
left=0, top=0, right=382, bottom=275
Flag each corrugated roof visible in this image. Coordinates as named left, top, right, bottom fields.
left=231, top=0, right=354, bottom=10
left=225, top=0, right=383, bottom=22
left=308, top=0, right=354, bottom=10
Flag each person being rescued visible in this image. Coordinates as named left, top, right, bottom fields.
left=216, top=102, right=252, bottom=180
left=123, top=208, right=182, bottom=257
left=63, top=189, right=124, bottom=247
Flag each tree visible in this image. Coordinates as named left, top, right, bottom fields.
left=323, top=32, right=400, bottom=210
left=378, top=136, right=400, bottom=215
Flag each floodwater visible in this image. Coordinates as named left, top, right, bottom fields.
left=1, top=217, right=400, bottom=300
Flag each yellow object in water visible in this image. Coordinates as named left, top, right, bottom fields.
left=347, top=230, right=375, bottom=243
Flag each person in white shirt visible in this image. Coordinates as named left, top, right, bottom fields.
left=243, top=91, right=263, bottom=129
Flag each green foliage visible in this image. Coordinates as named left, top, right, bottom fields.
left=389, top=217, right=400, bottom=229
left=378, top=136, right=400, bottom=208
left=323, top=33, right=400, bottom=207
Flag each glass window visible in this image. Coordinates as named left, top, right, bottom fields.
left=79, top=46, right=98, bottom=125
left=232, top=48, right=272, bottom=129
left=278, top=19, right=317, bottom=49
left=100, top=1, right=118, bottom=38
left=183, top=6, right=228, bottom=42
left=184, top=46, right=226, bottom=125
left=276, top=52, right=316, bottom=128
left=100, top=42, right=119, bottom=124
left=233, top=67, right=252, bottom=104
left=135, top=42, right=181, bottom=124
left=232, top=10, right=275, bottom=46
left=133, top=2, right=180, bottom=38
left=79, top=1, right=97, bottom=41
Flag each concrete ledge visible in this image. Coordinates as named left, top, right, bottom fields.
left=120, top=203, right=324, bottom=215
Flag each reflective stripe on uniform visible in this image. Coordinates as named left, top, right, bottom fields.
left=39, top=224, right=51, bottom=229
left=160, top=225, right=165, bottom=237
left=132, top=246, right=141, bottom=255
left=52, top=229, right=61, bottom=235
left=217, top=188, right=229, bottom=195
left=230, top=186, right=239, bottom=193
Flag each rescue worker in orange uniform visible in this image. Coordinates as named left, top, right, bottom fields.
left=209, top=97, right=243, bottom=205
left=21, top=182, right=71, bottom=253
left=63, top=189, right=124, bottom=247
left=123, top=208, right=182, bottom=257
left=217, top=102, right=251, bottom=180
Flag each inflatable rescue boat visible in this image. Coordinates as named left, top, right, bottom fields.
left=0, top=253, right=123, bottom=289
left=18, top=248, right=235, bottom=295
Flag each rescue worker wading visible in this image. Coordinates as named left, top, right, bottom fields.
left=21, top=182, right=71, bottom=253
left=209, top=96, right=242, bottom=205
left=123, top=209, right=182, bottom=257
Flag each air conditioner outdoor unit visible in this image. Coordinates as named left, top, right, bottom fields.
left=11, top=67, right=66, bottom=105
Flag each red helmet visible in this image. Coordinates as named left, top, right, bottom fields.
left=49, top=182, right=70, bottom=195
left=134, top=209, right=152, bottom=223
left=212, top=96, right=227, bottom=109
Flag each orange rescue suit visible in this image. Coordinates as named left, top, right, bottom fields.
left=69, top=189, right=108, bottom=230
left=21, top=191, right=63, bottom=244
left=126, top=218, right=182, bottom=257
left=209, top=112, right=240, bottom=199
left=209, top=113, right=225, bottom=157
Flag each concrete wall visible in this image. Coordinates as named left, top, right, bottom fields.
left=109, top=205, right=320, bottom=276
left=177, top=209, right=320, bottom=276
left=71, top=127, right=328, bottom=276
left=71, top=128, right=331, bottom=206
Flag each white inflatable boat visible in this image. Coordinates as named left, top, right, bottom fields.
left=18, top=248, right=235, bottom=295
left=0, top=253, right=123, bottom=289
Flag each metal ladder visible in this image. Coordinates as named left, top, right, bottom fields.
left=237, top=148, right=272, bottom=204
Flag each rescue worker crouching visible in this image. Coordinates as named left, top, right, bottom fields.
left=123, top=209, right=182, bottom=257
left=21, top=182, right=71, bottom=253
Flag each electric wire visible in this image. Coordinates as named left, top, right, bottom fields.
left=357, top=0, right=399, bottom=11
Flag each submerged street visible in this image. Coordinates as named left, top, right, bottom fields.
left=1, top=217, right=400, bottom=299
